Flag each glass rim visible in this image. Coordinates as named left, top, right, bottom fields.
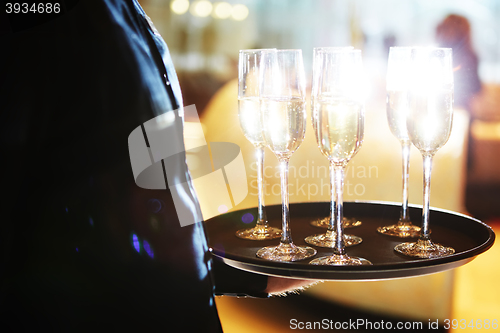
left=410, top=47, right=453, bottom=58
left=314, top=48, right=361, bottom=55
left=389, top=46, right=452, bottom=53
left=264, top=49, right=303, bottom=53
left=390, top=46, right=452, bottom=50
left=239, top=48, right=276, bottom=55
left=258, top=49, right=304, bottom=58
left=313, top=46, right=354, bottom=52
left=389, top=46, right=414, bottom=50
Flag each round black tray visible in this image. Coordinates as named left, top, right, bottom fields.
left=205, top=201, right=495, bottom=280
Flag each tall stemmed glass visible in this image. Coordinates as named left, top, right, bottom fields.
left=394, top=47, right=455, bottom=258
left=256, top=49, right=317, bottom=262
left=306, top=47, right=363, bottom=249
left=309, top=47, right=362, bottom=231
left=377, top=47, right=421, bottom=238
left=308, top=49, right=371, bottom=265
left=236, top=49, right=281, bottom=240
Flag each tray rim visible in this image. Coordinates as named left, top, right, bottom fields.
left=212, top=253, right=475, bottom=281
left=207, top=200, right=496, bottom=281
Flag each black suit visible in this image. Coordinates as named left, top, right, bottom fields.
left=1, top=1, right=266, bottom=331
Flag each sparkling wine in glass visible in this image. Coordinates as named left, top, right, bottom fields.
left=307, top=49, right=371, bottom=265
left=236, top=49, right=281, bottom=240
left=394, top=47, right=455, bottom=258
left=256, top=49, right=316, bottom=262
left=377, top=47, right=421, bottom=238
left=309, top=47, right=362, bottom=231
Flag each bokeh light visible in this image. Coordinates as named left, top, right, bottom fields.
left=213, top=2, right=232, bottom=19
left=191, top=0, right=213, bottom=17
left=147, top=198, right=163, bottom=213
left=170, top=0, right=189, bottom=15
left=132, top=233, right=141, bottom=253
left=218, top=204, right=228, bottom=213
left=143, top=240, right=155, bottom=259
left=231, top=4, right=248, bottom=21
left=241, top=212, right=254, bottom=224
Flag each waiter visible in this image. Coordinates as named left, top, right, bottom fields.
left=1, top=1, right=312, bottom=331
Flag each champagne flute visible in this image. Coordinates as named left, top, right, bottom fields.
left=309, top=47, right=362, bottom=231
left=256, top=49, right=316, bottom=262
left=236, top=49, right=281, bottom=240
left=308, top=49, right=371, bottom=265
left=394, top=47, right=455, bottom=258
left=305, top=47, right=363, bottom=248
left=377, top=47, right=421, bottom=238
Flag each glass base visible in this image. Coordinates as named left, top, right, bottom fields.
left=304, top=232, right=362, bottom=248
left=394, top=239, right=455, bottom=259
left=256, top=243, right=317, bottom=262
left=235, top=225, right=282, bottom=240
left=377, top=223, right=421, bottom=238
left=310, top=254, right=372, bottom=266
left=310, top=216, right=361, bottom=229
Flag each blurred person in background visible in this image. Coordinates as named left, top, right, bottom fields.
left=436, top=14, right=482, bottom=112
left=436, top=14, right=483, bottom=171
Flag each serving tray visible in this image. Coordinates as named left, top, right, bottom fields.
left=205, top=201, right=495, bottom=280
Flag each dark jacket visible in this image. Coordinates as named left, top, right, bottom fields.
left=1, top=0, right=266, bottom=331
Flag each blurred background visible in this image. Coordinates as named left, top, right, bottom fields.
left=138, top=0, right=500, bottom=331
left=141, top=0, right=500, bottom=110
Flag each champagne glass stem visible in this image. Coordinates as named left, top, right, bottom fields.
left=399, top=142, right=411, bottom=224
left=421, top=153, right=433, bottom=240
left=377, top=140, right=419, bottom=238
left=256, top=156, right=316, bottom=261
left=328, top=161, right=335, bottom=231
left=334, top=165, right=346, bottom=256
left=279, top=159, right=292, bottom=245
left=305, top=160, right=361, bottom=247
left=256, top=145, right=267, bottom=227
left=394, top=152, right=454, bottom=258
